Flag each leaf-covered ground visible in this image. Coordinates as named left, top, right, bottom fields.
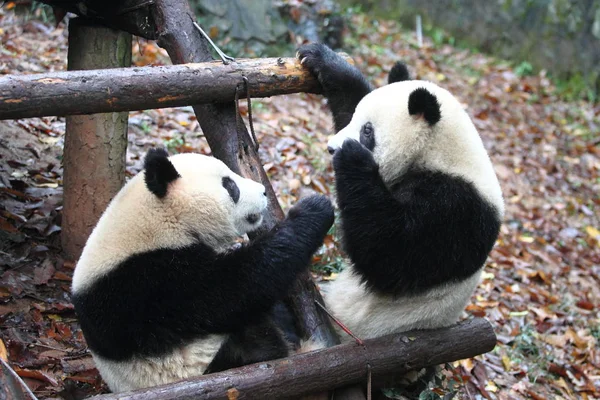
left=1, top=8, right=599, bottom=400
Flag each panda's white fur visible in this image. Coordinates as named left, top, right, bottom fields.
left=71, top=149, right=334, bottom=392
left=297, top=43, right=503, bottom=344
left=92, top=334, right=226, bottom=392
left=324, top=263, right=484, bottom=339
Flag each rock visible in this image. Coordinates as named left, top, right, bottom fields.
left=192, top=0, right=345, bottom=57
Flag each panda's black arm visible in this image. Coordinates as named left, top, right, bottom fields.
left=297, top=43, right=372, bottom=132
left=332, top=139, right=401, bottom=228
left=194, top=195, right=334, bottom=332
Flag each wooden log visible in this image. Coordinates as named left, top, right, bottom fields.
left=0, top=358, right=30, bottom=400
left=61, top=18, right=131, bottom=261
left=0, top=55, right=352, bottom=121
left=151, top=0, right=343, bottom=366
left=89, top=319, right=497, bottom=400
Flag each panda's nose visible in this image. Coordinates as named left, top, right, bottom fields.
left=327, top=146, right=335, bottom=155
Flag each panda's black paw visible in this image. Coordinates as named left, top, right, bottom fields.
left=287, top=195, right=335, bottom=238
left=288, top=195, right=334, bottom=222
left=333, top=139, right=378, bottom=174
left=297, top=43, right=348, bottom=90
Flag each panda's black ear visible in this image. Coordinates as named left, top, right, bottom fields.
left=388, top=62, right=410, bottom=84
left=408, top=87, right=441, bottom=126
left=144, top=148, right=180, bottom=198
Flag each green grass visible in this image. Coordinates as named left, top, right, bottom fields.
left=552, top=73, right=598, bottom=103
left=515, top=61, right=534, bottom=77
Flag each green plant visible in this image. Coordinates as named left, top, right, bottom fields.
left=552, top=73, right=598, bottom=103
left=311, top=221, right=346, bottom=275
left=590, top=325, right=600, bottom=341
left=164, top=135, right=185, bottom=153
left=515, top=61, right=534, bottom=77
left=9, top=1, right=55, bottom=24
left=139, top=120, right=152, bottom=134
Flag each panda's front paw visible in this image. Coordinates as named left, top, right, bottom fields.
left=287, top=195, right=335, bottom=240
left=297, top=43, right=347, bottom=90
left=288, top=195, right=334, bottom=223
left=333, top=139, right=378, bottom=174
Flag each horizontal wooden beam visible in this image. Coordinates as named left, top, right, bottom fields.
left=0, top=55, right=352, bottom=120
left=90, top=319, right=496, bottom=400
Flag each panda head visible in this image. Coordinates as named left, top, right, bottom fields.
left=143, top=148, right=267, bottom=240
left=326, top=79, right=496, bottom=193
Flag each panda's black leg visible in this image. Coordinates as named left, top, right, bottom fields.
left=297, top=43, right=372, bottom=131
left=205, top=318, right=290, bottom=374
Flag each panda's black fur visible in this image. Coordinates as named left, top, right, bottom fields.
left=298, top=44, right=373, bottom=132
left=73, top=240, right=297, bottom=364
left=388, top=61, right=411, bottom=84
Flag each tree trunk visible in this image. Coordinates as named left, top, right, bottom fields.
left=61, top=18, right=131, bottom=261
left=90, top=319, right=497, bottom=400
left=0, top=55, right=351, bottom=120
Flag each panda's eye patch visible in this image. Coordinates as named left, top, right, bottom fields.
left=222, top=177, right=240, bottom=203
left=360, top=122, right=375, bottom=151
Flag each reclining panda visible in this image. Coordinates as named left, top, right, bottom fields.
left=71, top=149, right=334, bottom=392
left=297, top=44, right=504, bottom=340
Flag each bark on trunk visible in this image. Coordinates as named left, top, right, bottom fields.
left=61, top=18, right=131, bottom=261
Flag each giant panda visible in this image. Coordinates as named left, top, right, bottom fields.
left=297, top=43, right=503, bottom=340
left=71, top=148, right=334, bottom=392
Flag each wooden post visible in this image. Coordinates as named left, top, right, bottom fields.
left=61, top=18, right=132, bottom=261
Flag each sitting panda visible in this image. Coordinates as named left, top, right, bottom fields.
left=71, top=148, right=334, bottom=392
left=297, top=44, right=504, bottom=339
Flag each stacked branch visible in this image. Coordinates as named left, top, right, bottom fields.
left=90, top=319, right=497, bottom=400
left=0, top=55, right=351, bottom=120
